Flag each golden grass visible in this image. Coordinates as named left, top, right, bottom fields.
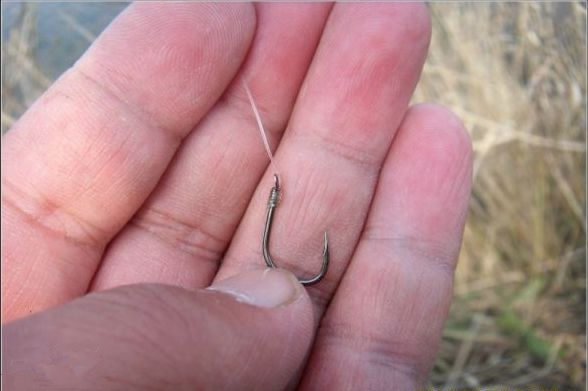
left=414, top=3, right=586, bottom=389
left=2, top=3, right=586, bottom=389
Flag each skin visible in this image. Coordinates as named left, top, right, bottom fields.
left=1, top=3, right=472, bottom=390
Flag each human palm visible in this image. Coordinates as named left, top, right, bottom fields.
left=2, top=3, right=472, bottom=390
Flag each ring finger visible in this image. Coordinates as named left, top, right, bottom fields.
left=214, top=3, right=432, bottom=310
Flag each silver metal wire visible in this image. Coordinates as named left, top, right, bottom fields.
left=262, top=175, right=329, bottom=286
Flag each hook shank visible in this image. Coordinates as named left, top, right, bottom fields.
left=262, top=175, right=329, bottom=286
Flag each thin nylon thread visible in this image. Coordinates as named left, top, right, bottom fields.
left=243, top=80, right=280, bottom=176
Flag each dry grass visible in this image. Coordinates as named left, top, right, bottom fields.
left=2, top=3, right=586, bottom=389
left=414, top=3, right=586, bottom=389
left=1, top=4, right=50, bottom=132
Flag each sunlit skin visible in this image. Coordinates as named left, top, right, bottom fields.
left=2, top=3, right=472, bottom=390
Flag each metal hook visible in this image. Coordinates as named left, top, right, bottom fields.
left=263, top=175, right=329, bottom=286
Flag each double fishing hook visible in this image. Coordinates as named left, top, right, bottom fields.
left=262, top=175, right=329, bottom=286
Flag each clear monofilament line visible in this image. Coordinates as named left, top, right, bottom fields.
left=243, top=79, right=280, bottom=177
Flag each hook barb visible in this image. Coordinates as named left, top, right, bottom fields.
left=262, top=175, right=329, bottom=286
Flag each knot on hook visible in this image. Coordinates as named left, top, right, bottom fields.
left=267, top=174, right=280, bottom=208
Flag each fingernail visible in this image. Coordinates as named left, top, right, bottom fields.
left=207, top=269, right=303, bottom=308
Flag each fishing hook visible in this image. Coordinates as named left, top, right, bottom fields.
left=263, top=175, right=329, bottom=286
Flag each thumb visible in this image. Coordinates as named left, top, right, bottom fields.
left=3, top=269, right=315, bottom=390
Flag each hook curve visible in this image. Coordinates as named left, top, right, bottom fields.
left=263, top=175, right=329, bottom=286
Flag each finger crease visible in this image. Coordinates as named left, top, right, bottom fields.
left=291, top=128, right=384, bottom=177
left=130, top=207, right=226, bottom=264
left=2, top=178, right=107, bottom=250
left=74, top=67, right=184, bottom=146
left=360, top=230, right=457, bottom=281
left=317, top=321, right=425, bottom=382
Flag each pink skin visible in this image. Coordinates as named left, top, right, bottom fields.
left=2, top=3, right=257, bottom=317
left=91, top=3, right=333, bottom=290
left=214, top=4, right=433, bottom=308
left=2, top=3, right=472, bottom=390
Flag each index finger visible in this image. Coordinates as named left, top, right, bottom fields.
left=1, top=3, right=255, bottom=322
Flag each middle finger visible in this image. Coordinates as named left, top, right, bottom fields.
left=92, top=4, right=332, bottom=291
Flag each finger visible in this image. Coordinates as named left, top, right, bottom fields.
left=1, top=3, right=255, bottom=321
left=215, top=3, right=431, bottom=306
left=300, top=105, right=473, bottom=390
left=4, top=269, right=314, bottom=390
left=92, top=3, right=332, bottom=291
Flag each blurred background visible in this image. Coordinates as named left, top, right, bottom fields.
left=2, top=2, right=586, bottom=389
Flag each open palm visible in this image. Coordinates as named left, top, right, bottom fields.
left=2, top=3, right=472, bottom=390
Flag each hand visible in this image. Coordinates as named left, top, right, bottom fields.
left=2, top=3, right=472, bottom=390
